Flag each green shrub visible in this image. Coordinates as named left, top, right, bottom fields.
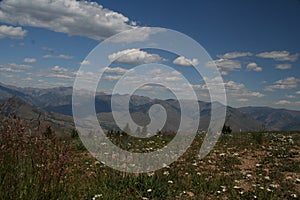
left=251, top=132, right=264, bottom=144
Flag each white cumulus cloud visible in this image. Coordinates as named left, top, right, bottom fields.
left=51, top=66, right=68, bottom=72
left=105, top=67, right=133, bottom=74
left=110, top=27, right=164, bottom=43
left=246, top=62, right=262, bottom=72
left=225, top=80, right=265, bottom=98
left=275, top=64, right=292, bottom=70
left=0, top=63, right=33, bottom=72
left=43, top=54, right=73, bottom=59
left=217, top=51, right=252, bottom=59
left=108, top=48, right=165, bottom=65
left=0, top=0, right=135, bottom=41
left=103, top=75, right=122, bottom=81
left=23, top=58, right=36, bottom=63
left=206, top=59, right=241, bottom=75
left=173, top=56, right=199, bottom=66
left=265, top=77, right=299, bottom=91
left=275, top=100, right=292, bottom=105
left=256, top=51, right=299, bottom=62
left=79, top=60, right=90, bottom=66
left=47, top=74, right=73, bottom=79
left=0, top=25, right=27, bottom=39
left=286, top=95, right=296, bottom=99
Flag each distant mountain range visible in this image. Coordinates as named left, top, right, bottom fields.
left=238, top=107, right=300, bottom=131
left=0, top=82, right=299, bottom=132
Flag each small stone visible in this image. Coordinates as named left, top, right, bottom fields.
left=186, top=191, right=194, bottom=197
left=94, top=161, right=101, bottom=165
left=291, top=194, right=297, bottom=198
left=286, top=176, right=292, bottom=180
left=270, top=184, right=279, bottom=188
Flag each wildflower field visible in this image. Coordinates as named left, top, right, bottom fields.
left=0, top=117, right=299, bottom=199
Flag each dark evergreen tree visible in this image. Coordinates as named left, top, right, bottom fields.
left=43, top=125, right=53, bottom=138
left=222, top=124, right=232, bottom=134
left=71, top=128, right=79, bottom=139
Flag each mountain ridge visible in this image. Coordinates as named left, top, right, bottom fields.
left=0, top=82, right=299, bottom=132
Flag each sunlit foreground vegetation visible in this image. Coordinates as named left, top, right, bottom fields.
left=0, top=117, right=299, bottom=199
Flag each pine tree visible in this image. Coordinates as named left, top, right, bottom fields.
left=43, top=125, right=53, bottom=138
left=222, top=124, right=232, bottom=134
left=71, top=128, right=79, bottom=139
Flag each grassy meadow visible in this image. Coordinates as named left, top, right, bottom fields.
left=0, top=117, right=299, bottom=199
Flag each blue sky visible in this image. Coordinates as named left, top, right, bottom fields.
left=0, top=0, right=300, bottom=110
